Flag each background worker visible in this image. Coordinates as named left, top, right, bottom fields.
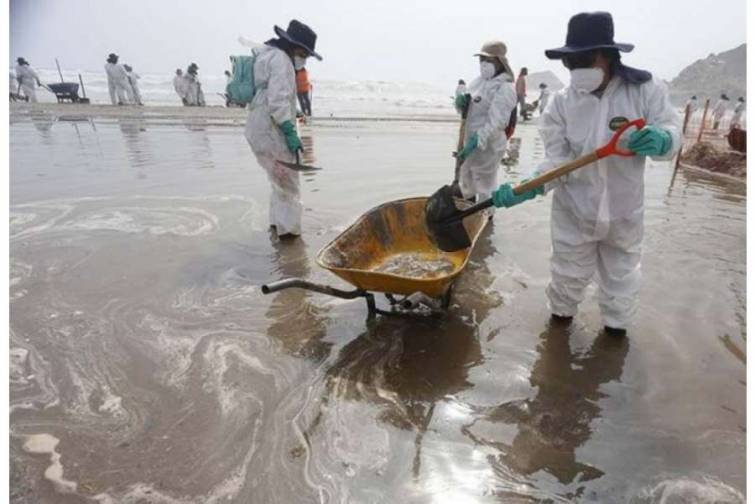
left=173, top=68, right=188, bottom=104
left=105, top=53, right=130, bottom=105
left=515, top=67, right=528, bottom=119
left=711, top=93, right=729, bottom=129
left=454, top=41, right=517, bottom=204
left=123, top=64, right=144, bottom=106
left=296, top=66, right=312, bottom=117
left=730, top=97, right=745, bottom=128
left=15, top=57, right=42, bottom=103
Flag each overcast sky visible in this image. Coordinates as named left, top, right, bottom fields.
left=10, top=0, right=746, bottom=86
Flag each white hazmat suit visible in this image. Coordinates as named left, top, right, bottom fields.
left=105, top=62, right=130, bottom=105
left=711, top=99, right=728, bottom=125
left=15, top=64, right=40, bottom=103
left=459, top=72, right=517, bottom=201
left=538, top=88, right=551, bottom=114
left=244, top=45, right=301, bottom=235
left=532, top=74, right=681, bottom=329
left=183, top=73, right=205, bottom=106
left=173, top=73, right=187, bottom=104
left=685, top=97, right=698, bottom=115
left=731, top=101, right=745, bottom=128
left=125, top=70, right=143, bottom=105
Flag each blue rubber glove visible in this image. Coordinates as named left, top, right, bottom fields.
left=278, top=120, right=302, bottom=154
left=454, top=94, right=469, bottom=110
left=492, top=182, right=543, bottom=208
left=627, top=125, right=672, bottom=156
left=457, top=133, right=479, bottom=162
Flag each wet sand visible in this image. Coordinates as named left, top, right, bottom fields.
left=9, top=106, right=746, bottom=502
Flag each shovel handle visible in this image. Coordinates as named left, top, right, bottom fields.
left=448, top=118, right=646, bottom=220
left=513, top=118, right=645, bottom=195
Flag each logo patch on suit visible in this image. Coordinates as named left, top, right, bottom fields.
left=609, top=116, right=629, bottom=131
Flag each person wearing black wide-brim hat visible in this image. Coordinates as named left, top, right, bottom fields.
left=489, top=11, right=681, bottom=337
left=104, top=53, right=131, bottom=105
left=244, top=19, right=322, bottom=238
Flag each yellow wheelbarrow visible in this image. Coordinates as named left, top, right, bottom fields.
left=261, top=196, right=488, bottom=317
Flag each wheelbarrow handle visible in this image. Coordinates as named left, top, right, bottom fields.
left=261, top=278, right=365, bottom=299
left=514, top=118, right=645, bottom=195
left=448, top=119, right=646, bottom=220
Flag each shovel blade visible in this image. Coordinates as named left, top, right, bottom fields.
left=424, top=184, right=473, bottom=252
left=277, top=160, right=322, bottom=172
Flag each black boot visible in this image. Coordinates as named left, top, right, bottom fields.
left=604, top=326, right=627, bottom=338
left=550, top=314, right=573, bottom=326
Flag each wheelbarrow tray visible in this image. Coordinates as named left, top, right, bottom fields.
left=316, top=196, right=487, bottom=298
left=46, top=82, right=88, bottom=103
left=47, top=82, right=79, bottom=95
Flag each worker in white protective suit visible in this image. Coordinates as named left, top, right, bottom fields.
left=490, top=12, right=681, bottom=337
left=244, top=19, right=322, bottom=238
left=104, top=53, right=130, bottom=105
left=183, top=63, right=206, bottom=106
left=685, top=95, right=698, bottom=115
left=711, top=94, right=729, bottom=129
left=14, top=58, right=42, bottom=103
left=123, top=64, right=144, bottom=105
left=172, top=69, right=187, bottom=105
left=536, top=83, right=551, bottom=115
left=730, top=97, right=745, bottom=128
left=454, top=41, right=517, bottom=204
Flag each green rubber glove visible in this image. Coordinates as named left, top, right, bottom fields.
left=454, top=94, right=469, bottom=110
left=492, top=181, right=543, bottom=208
left=627, top=125, right=672, bottom=156
left=278, top=120, right=302, bottom=153
left=457, top=133, right=479, bottom=162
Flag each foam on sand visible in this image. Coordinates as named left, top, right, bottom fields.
left=22, top=433, right=78, bottom=494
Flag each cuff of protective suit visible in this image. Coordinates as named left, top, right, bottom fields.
left=272, top=114, right=294, bottom=129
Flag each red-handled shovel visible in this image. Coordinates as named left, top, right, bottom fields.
left=425, top=118, right=646, bottom=252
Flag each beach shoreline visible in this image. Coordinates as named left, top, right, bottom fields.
left=10, top=102, right=459, bottom=124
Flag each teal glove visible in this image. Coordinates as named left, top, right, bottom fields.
left=627, top=125, right=672, bottom=156
left=278, top=120, right=302, bottom=153
left=454, top=94, right=469, bottom=110
left=492, top=182, right=543, bottom=208
left=457, top=133, right=479, bottom=162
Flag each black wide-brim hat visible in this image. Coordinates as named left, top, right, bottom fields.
left=274, top=19, right=322, bottom=61
left=545, top=11, right=634, bottom=59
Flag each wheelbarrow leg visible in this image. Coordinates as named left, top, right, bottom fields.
left=365, top=293, right=377, bottom=320
left=441, top=283, right=454, bottom=310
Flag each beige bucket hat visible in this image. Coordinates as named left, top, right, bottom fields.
left=474, top=41, right=514, bottom=78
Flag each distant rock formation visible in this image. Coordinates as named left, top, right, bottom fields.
left=669, top=44, right=746, bottom=106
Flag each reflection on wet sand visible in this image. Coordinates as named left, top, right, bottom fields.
left=293, top=226, right=500, bottom=497
left=118, top=117, right=151, bottom=172
left=182, top=118, right=215, bottom=170
left=265, top=234, right=331, bottom=361
left=467, top=326, right=628, bottom=491
left=9, top=118, right=746, bottom=502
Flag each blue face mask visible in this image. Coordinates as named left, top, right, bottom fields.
left=294, top=56, right=307, bottom=71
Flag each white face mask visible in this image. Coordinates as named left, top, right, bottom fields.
left=480, top=61, right=496, bottom=80
left=569, top=68, right=605, bottom=93
left=293, top=56, right=307, bottom=71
